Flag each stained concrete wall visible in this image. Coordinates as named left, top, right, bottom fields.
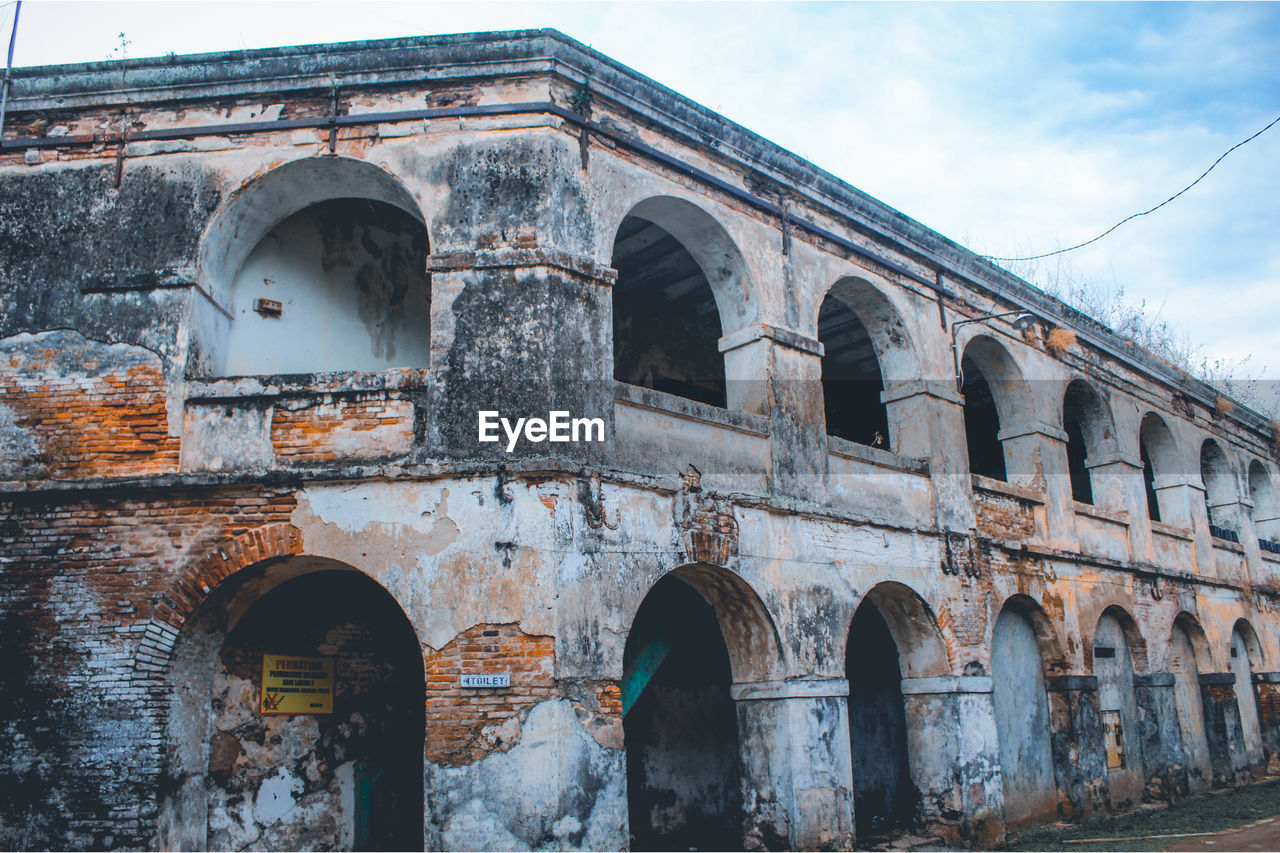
left=992, top=609, right=1056, bottom=827
left=2, top=28, right=1280, bottom=853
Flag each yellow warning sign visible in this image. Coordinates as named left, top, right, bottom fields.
left=261, top=654, right=335, bottom=715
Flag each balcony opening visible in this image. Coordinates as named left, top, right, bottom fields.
left=818, top=293, right=888, bottom=448
left=961, top=356, right=1006, bottom=481
left=220, top=198, right=430, bottom=377
left=1064, top=407, right=1093, bottom=504
left=611, top=215, right=726, bottom=408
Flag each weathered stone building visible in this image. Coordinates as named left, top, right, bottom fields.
left=2, top=29, right=1279, bottom=851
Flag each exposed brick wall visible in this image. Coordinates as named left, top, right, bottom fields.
left=271, top=396, right=415, bottom=464
left=0, top=332, right=180, bottom=479
left=974, top=491, right=1036, bottom=541
left=0, top=488, right=296, bottom=850
left=423, top=623, right=557, bottom=766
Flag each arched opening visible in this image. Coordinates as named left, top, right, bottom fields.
left=1093, top=608, right=1145, bottom=808
left=991, top=600, right=1057, bottom=827
left=818, top=293, right=888, bottom=447
left=1170, top=614, right=1212, bottom=790
left=1248, top=461, right=1280, bottom=545
left=610, top=197, right=754, bottom=409
left=1201, top=440, right=1238, bottom=540
left=1064, top=405, right=1093, bottom=505
left=199, top=157, right=431, bottom=378
left=159, top=558, right=424, bottom=851
left=961, top=356, right=1006, bottom=481
left=845, top=583, right=946, bottom=840
left=622, top=573, right=743, bottom=851
left=1230, top=621, right=1264, bottom=767
left=1140, top=413, right=1181, bottom=525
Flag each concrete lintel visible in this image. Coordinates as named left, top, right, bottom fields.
left=1199, top=672, right=1236, bottom=686
left=426, top=248, right=618, bottom=284
left=879, top=378, right=963, bottom=406
left=730, top=678, right=848, bottom=701
left=899, top=675, right=992, bottom=695
left=717, top=324, right=823, bottom=357
left=1135, top=672, right=1175, bottom=688
left=998, top=422, right=1069, bottom=443
left=1254, top=672, right=1280, bottom=684
left=1153, top=475, right=1205, bottom=492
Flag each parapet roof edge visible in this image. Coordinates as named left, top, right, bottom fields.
left=8, top=29, right=1274, bottom=438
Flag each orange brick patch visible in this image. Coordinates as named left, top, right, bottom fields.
left=271, top=396, right=415, bottom=464
left=423, top=623, right=558, bottom=766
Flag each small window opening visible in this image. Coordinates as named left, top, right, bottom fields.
left=818, top=294, right=889, bottom=448
left=961, top=356, right=1006, bottom=481
left=1064, top=408, right=1093, bottom=505
left=1141, top=443, right=1161, bottom=522
left=611, top=215, right=726, bottom=408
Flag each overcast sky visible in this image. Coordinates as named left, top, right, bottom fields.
left=7, top=1, right=1279, bottom=378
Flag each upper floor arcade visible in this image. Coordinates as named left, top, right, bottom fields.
left=1, top=29, right=1277, bottom=589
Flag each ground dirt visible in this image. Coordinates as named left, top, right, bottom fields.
left=1003, top=779, right=1280, bottom=852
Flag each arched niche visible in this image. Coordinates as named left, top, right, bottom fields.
left=1230, top=619, right=1265, bottom=767
left=1249, top=461, right=1280, bottom=543
left=1169, top=613, right=1212, bottom=789
left=609, top=197, right=755, bottom=409
left=1092, top=606, right=1146, bottom=807
left=1200, top=440, right=1239, bottom=538
left=845, top=582, right=949, bottom=839
left=196, top=157, right=431, bottom=377
left=620, top=564, right=782, bottom=850
left=991, top=596, right=1059, bottom=827
left=1062, top=379, right=1116, bottom=507
left=960, top=336, right=1030, bottom=483
left=158, top=555, right=425, bottom=851
left=817, top=277, right=920, bottom=451
left=1140, top=412, right=1182, bottom=524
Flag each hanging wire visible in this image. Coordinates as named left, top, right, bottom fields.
left=985, top=111, right=1280, bottom=263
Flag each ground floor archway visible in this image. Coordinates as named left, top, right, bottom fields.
left=159, top=558, right=424, bottom=851
left=622, top=573, right=742, bottom=851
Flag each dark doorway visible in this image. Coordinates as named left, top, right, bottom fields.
left=961, top=356, right=1006, bottom=481
left=818, top=294, right=889, bottom=448
left=623, top=574, right=741, bottom=851
left=1141, top=442, right=1161, bottom=521
left=611, top=215, right=727, bottom=408
left=846, top=601, right=916, bottom=840
left=206, top=570, right=424, bottom=851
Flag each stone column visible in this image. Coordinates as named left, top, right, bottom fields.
left=1253, top=672, right=1280, bottom=771
left=1157, top=475, right=1212, bottom=575
left=881, top=380, right=976, bottom=533
left=998, top=421, right=1076, bottom=547
left=1199, top=672, right=1244, bottom=783
left=731, top=679, right=855, bottom=851
left=427, top=252, right=618, bottom=464
left=731, top=679, right=854, bottom=850
left=1133, top=672, right=1189, bottom=800
left=898, top=676, right=1005, bottom=848
left=1089, top=452, right=1145, bottom=563
left=1045, top=675, right=1108, bottom=817
left=719, top=325, right=828, bottom=503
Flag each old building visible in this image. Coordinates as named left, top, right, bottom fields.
left=2, top=28, right=1279, bottom=851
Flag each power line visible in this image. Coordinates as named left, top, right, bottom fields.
left=985, top=111, right=1280, bottom=263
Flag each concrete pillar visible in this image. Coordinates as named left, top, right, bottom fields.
left=732, top=679, right=855, bottom=850
left=1089, top=453, right=1146, bottom=563
left=1199, top=672, right=1245, bottom=784
left=427, top=258, right=617, bottom=463
left=1133, top=672, right=1189, bottom=800
left=881, top=380, right=976, bottom=533
left=719, top=325, right=828, bottom=503
left=999, top=421, right=1076, bottom=547
left=1253, top=672, right=1280, bottom=771
left=899, top=676, right=1005, bottom=848
left=1045, top=675, right=1108, bottom=817
left=1159, top=475, right=1212, bottom=576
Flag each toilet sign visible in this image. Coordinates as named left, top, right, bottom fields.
left=261, top=654, right=335, bottom=715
